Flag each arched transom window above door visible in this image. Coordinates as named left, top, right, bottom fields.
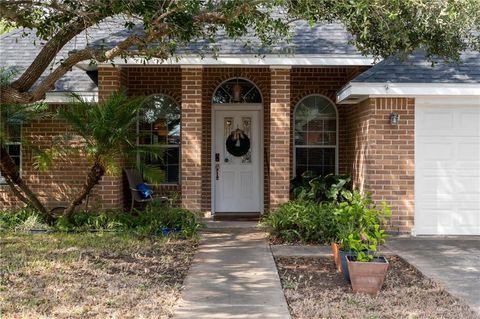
left=294, top=95, right=338, bottom=177
left=213, top=78, right=262, bottom=104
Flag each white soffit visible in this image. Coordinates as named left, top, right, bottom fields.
left=337, top=82, right=480, bottom=104
left=87, top=54, right=374, bottom=67
left=44, top=91, right=98, bottom=103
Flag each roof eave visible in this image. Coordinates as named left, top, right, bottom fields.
left=82, top=54, right=374, bottom=68
left=337, top=82, right=480, bottom=104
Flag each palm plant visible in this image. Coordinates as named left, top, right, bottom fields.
left=46, top=91, right=164, bottom=220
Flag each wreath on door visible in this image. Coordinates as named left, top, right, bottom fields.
left=226, top=129, right=250, bottom=157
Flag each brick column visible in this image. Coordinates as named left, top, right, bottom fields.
left=269, top=67, right=291, bottom=210
left=181, top=66, right=203, bottom=211
left=96, top=66, right=125, bottom=210
left=98, top=66, right=123, bottom=101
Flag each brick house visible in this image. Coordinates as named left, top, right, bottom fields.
left=1, top=22, right=479, bottom=235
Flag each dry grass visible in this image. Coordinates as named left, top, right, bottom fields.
left=0, top=232, right=198, bottom=318
left=276, top=256, right=479, bottom=319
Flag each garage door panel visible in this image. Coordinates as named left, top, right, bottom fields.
left=455, top=210, right=480, bottom=227
left=417, top=175, right=480, bottom=196
left=415, top=100, right=480, bottom=235
left=419, top=142, right=454, bottom=159
left=457, top=142, right=480, bottom=160
left=459, top=113, right=480, bottom=132
left=417, top=111, right=454, bottom=133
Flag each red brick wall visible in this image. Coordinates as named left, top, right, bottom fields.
left=0, top=106, right=125, bottom=211
left=344, top=98, right=415, bottom=233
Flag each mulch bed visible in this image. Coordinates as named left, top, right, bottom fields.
left=275, top=255, right=479, bottom=319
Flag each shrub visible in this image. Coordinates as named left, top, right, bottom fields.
left=335, top=191, right=391, bottom=259
left=291, top=172, right=352, bottom=203
left=261, top=200, right=337, bottom=244
left=0, top=207, right=49, bottom=231
left=0, top=200, right=202, bottom=238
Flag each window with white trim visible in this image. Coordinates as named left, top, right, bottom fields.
left=294, top=95, right=337, bottom=177
left=137, top=95, right=180, bottom=183
left=0, top=120, right=22, bottom=184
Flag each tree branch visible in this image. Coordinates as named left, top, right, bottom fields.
left=11, top=16, right=105, bottom=92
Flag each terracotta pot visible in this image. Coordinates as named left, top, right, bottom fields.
left=331, top=243, right=342, bottom=273
left=346, top=256, right=389, bottom=295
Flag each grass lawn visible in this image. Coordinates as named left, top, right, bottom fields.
left=275, top=255, right=478, bottom=319
left=0, top=232, right=198, bottom=318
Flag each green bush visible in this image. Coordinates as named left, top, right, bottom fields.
left=335, top=191, right=391, bottom=259
left=261, top=200, right=338, bottom=244
left=0, top=200, right=202, bottom=238
left=0, top=207, right=49, bottom=231
left=291, top=172, right=352, bottom=203
left=261, top=190, right=391, bottom=247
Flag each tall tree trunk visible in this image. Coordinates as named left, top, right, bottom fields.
left=0, top=144, right=54, bottom=224
left=63, top=160, right=105, bottom=220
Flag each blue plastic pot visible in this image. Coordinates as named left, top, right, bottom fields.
left=161, top=227, right=182, bottom=236
left=340, top=250, right=355, bottom=282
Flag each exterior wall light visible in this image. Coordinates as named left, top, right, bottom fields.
left=390, top=112, right=400, bottom=125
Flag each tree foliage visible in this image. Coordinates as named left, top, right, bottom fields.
left=0, top=0, right=478, bottom=105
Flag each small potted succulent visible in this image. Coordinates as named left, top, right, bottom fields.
left=345, top=225, right=389, bottom=295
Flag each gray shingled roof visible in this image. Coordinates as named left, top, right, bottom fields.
left=0, top=19, right=362, bottom=93
left=0, top=29, right=98, bottom=93
left=352, top=51, right=480, bottom=84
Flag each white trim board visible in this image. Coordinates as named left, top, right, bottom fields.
left=87, top=54, right=374, bottom=67
left=44, top=91, right=98, bottom=103
left=337, top=82, right=480, bottom=104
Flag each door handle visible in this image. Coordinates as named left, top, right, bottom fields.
left=215, top=164, right=220, bottom=180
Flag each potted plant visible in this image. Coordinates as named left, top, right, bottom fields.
left=345, top=224, right=389, bottom=295
left=335, top=191, right=391, bottom=283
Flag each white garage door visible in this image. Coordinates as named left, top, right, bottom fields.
left=415, top=97, right=480, bottom=235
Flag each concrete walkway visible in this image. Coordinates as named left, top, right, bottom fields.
left=388, top=236, right=480, bottom=315
left=173, top=227, right=291, bottom=319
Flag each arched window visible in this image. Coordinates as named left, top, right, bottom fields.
left=294, top=95, right=337, bottom=177
left=213, top=78, right=262, bottom=103
left=138, top=95, right=180, bottom=183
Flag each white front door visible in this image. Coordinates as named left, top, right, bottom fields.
left=214, top=109, right=262, bottom=213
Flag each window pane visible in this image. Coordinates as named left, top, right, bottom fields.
left=138, top=95, right=180, bottom=183
left=7, top=144, right=20, bottom=156
left=139, top=95, right=180, bottom=146
left=142, top=147, right=179, bottom=183
left=294, top=96, right=336, bottom=147
left=294, top=95, right=337, bottom=177
left=295, top=147, right=335, bottom=177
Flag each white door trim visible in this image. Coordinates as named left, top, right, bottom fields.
left=211, top=103, right=264, bottom=215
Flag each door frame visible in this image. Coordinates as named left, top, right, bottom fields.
left=211, top=103, right=264, bottom=215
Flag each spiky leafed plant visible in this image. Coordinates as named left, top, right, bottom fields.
left=0, top=67, right=54, bottom=223
left=50, top=91, right=164, bottom=220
